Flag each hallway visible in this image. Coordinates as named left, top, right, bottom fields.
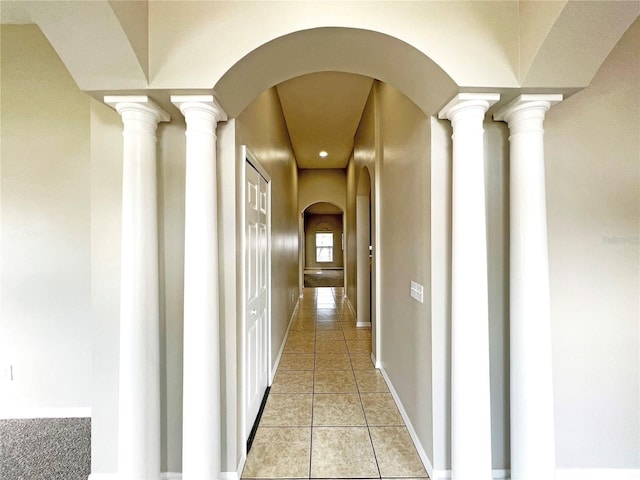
left=241, top=287, right=428, bottom=479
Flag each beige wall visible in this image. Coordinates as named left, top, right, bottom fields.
left=0, top=25, right=91, bottom=412
left=375, top=81, right=434, bottom=461
left=346, top=88, right=376, bottom=313
left=298, top=169, right=346, bottom=212
left=304, top=214, right=344, bottom=269
left=545, top=16, right=640, bottom=469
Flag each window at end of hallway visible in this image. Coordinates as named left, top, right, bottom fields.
left=316, top=232, right=333, bottom=262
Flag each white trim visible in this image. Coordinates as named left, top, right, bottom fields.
left=160, top=474, right=182, bottom=480
left=344, top=294, right=357, bottom=320
left=379, top=366, right=511, bottom=480
left=271, top=301, right=300, bottom=379
left=1, top=407, right=91, bottom=419
left=428, top=470, right=509, bottom=480
left=356, top=321, right=372, bottom=328
left=370, top=352, right=379, bottom=369
left=492, top=469, right=510, bottom=479
left=378, top=366, right=435, bottom=479
left=556, top=469, right=640, bottom=480
left=232, top=450, right=247, bottom=480
left=88, top=474, right=117, bottom=480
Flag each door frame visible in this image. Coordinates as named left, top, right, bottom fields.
left=239, top=145, right=272, bottom=447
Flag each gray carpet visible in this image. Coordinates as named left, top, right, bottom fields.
left=304, top=270, right=344, bottom=287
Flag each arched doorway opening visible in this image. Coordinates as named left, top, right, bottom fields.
left=302, top=202, right=345, bottom=288
left=214, top=26, right=457, bottom=480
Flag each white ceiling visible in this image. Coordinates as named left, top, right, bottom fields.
left=276, top=71, right=373, bottom=169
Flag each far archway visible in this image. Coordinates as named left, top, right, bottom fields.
left=302, top=202, right=345, bottom=288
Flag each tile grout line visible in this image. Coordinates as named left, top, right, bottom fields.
left=308, top=295, right=317, bottom=480
left=351, top=327, right=383, bottom=480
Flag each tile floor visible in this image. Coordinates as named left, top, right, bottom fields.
left=242, top=287, right=429, bottom=480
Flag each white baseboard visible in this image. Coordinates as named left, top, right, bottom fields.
left=378, top=365, right=435, bottom=479
left=556, top=469, right=640, bottom=480
left=378, top=366, right=511, bottom=480
left=271, top=301, right=300, bottom=380
left=232, top=450, right=246, bottom=480
left=429, top=470, right=508, bottom=479
left=344, top=295, right=357, bottom=318
left=356, top=321, right=372, bottom=328
left=371, top=351, right=380, bottom=369
left=90, top=471, right=243, bottom=480
left=1, top=407, right=91, bottom=419
left=492, top=469, right=510, bottom=479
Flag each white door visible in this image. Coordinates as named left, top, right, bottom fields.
left=245, top=161, right=269, bottom=438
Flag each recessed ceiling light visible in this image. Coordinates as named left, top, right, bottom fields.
left=319, top=151, right=328, bottom=158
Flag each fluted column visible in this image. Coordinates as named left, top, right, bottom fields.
left=494, top=94, right=562, bottom=480
left=171, top=95, right=227, bottom=480
left=105, top=96, right=169, bottom=480
left=439, top=93, right=499, bottom=480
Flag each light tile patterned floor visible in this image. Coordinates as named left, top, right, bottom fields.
left=242, top=287, right=429, bottom=480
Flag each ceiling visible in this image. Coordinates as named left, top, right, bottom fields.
left=276, top=72, right=374, bottom=170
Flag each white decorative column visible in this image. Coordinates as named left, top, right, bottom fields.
left=439, top=93, right=499, bottom=480
left=494, top=94, right=562, bottom=480
left=105, top=96, right=169, bottom=480
left=171, top=95, right=227, bottom=480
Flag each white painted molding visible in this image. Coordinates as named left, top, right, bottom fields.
left=378, top=366, right=435, bottom=479
left=344, top=295, right=357, bottom=319
left=88, top=472, right=244, bottom=480
left=378, top=366, right=512, bottom=480
left=356, top=321, right=372, bottom=328
left=1, top=407, right=91, bottom=419
left=271, top=301, right=300, bottom=380
left=230, top=451, right=246, bottom=480
left=492, top=469, right=510, bottom=479
left=160, top=473, right=182, bottom=480
left=222, top=471, right=239, bottom=480
left=429, top=470, right=509, bottom=480
left=370, top=352, right=379, bottom=369
left=556, top=469, right=640, bottom=480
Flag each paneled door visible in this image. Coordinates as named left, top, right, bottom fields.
left=245, top=160, right=270, bottom=438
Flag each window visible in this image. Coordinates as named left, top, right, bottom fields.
left=315, top=232, right=333, bottom=263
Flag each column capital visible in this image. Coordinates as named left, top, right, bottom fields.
left=171, top=95, right=227, bottom=123
left=493, top=94, right=563, bottom=123
left=438, top=93, right=500, bottom=121
left=104, top=95, right=170, bottom=123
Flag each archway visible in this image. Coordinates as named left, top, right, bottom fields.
left=213, top=27, right=456, bottom=118
left=302, top=201, right=345, bottom=288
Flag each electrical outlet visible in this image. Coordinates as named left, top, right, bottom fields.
left=410, top=281, right=424, bottom=304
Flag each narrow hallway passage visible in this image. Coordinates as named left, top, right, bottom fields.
left=242, top=287, right=428, bottom=479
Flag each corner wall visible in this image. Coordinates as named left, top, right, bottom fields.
left=0, top=24, right=91, bottom=415
left=545, top=16, right=640, bottom=471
